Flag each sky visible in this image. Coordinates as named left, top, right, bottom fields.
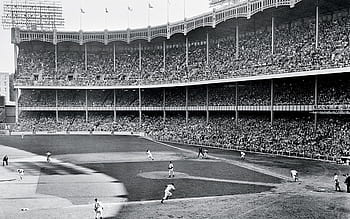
left=0, top=0, right=213, bottom=73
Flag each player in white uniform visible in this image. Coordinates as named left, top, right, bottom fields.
left=168, top=161, right=174, bottom=178
left=146, top=149, right=154, bottom=160
left=161, top=183, right=175, bottom=203
left=240, top=151, right=246, bottom=160
left=46, top=151, right=51, bottom=163
left=334, top=173, right=341, bottom=191
left=290, top=169, right=298, bottom=182
left=203, top=149, right=208, bottom=159
left=94, top=198, right=104, bottom=219
left=17, top=169, right=24, bottom=180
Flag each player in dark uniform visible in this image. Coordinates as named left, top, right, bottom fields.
left=345, top=174, right=350, bottom=193
left=3, top=155, right=8, bottom=166
left=198, top=147, right=205, bottom=158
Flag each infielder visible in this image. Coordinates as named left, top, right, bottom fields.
left=146, top=149, right=154, bottom=160
left=161, top=183, right=176, bottom=203
left=46, top=151, right=52, bottom=163
left=168, top=161, right=174, bottom=178
left=94, top=198, right=104, bottom=219
left=290, top=169, right=298, bottom=182
left=17, top=169, right=24, bottom=180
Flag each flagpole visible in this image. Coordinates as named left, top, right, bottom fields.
left=183, top=0, right=186, bottom=20
left=128, top=8, right=130, bottom=29
left=80, top=11, right=82, bottom=30
left=148, top=1, right=150, bottom=27
left=167, top=0, right=169, bottom=24
left=105, top=8, right=108, bottom=29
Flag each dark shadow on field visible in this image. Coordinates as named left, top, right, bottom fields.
left=82, top=161, right=276, bottom=201
left=8, top=162, right=86, bottom=175
left=0, top=135, right=180, bottom=155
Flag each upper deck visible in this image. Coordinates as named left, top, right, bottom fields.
left=12, top=0, right=301, bottom=45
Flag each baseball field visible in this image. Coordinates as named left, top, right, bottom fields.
left=0, top=135, right=349, bottom=218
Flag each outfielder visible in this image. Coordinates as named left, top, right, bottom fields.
left=168, top=161, right=174, bottom=178
left=161, top=183, right=176, bottom=203
left=240, top=151, right=246, bottom=160
left=290, top=169, right=298, bottom=182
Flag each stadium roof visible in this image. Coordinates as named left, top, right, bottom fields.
left=12, top=0, right=350, bottom=45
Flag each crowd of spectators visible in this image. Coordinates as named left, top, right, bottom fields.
left=15, top=12, right=350, bottom=86
left=13, top=112, right=350, bottom=158
left=17, top=73, right=350, bottom=108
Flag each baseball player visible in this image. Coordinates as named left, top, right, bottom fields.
left=161, top=183, right=176, bottom=203
left=146, top=149, right=154, bottom=160
left=168, top=161, right=174, bottom=178
left=17, top=169, right=24, bottom=180
left=46, top=151, right=52, bottom=163
left=197, top=147, right=205, bottom=158
left=290, top=169, right=298, bottom=182
left=334, top=173, right=341, bottom=191
left=2, top=155, right=8, bottom=166
left=94, top=198, right=104, bottom=219
left=240, top=151, right=246, bottom=160
left=203, top=149, right=208, bottom=159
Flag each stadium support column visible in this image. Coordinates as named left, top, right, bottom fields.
left=113, top=43, right=116, bottom=72
left=185, top=87, right=189, bottom=123
left=206, top=33, right=209, bottom=66
left=235, top=22, right=239, bottom=59
left=163, top=88, right=166, bottom=122
left=138, top=43, right=142, bottom=128
left=235, top=82, right=238, bottom=125
left=314, top=76, right=318, bottom=131
left=315, top=3, right=319, bottom=49
left=206, top=85, right=209, bottom=123
left=163, top=41, right=166, bottom=78
left=85, top=90, right=88, bottom=122
left=270, top=80, right=274, bottom=126
left=271, top=16, right=275, bottom=55
left=113, top=89, right=116, bottom=122
left=185, top=37, right=189, bottom=77
left=15, top=89, right=19, bottom=123
left=55, top=90, right=58, bottom=123
left=55, top=44, right=58, bottom=73
left=14, top=45, right=18, bottom=74
left=84, top=44, right=88, bottom=71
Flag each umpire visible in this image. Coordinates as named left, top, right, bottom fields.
left=345, top=174, right=350, bottom=193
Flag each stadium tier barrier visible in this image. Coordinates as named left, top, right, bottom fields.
left=9, top=131, right=145, bottom=136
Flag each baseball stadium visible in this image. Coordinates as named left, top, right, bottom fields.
left=1, top=0, right=350, bottom=218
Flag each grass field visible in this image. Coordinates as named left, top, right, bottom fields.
left=0, top=135, right=350, bottom=218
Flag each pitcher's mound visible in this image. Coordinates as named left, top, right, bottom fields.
left=137, top=171, right=189, bottom=179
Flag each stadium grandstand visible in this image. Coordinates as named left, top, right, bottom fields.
left=10, top=0, right=350, bottom=161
